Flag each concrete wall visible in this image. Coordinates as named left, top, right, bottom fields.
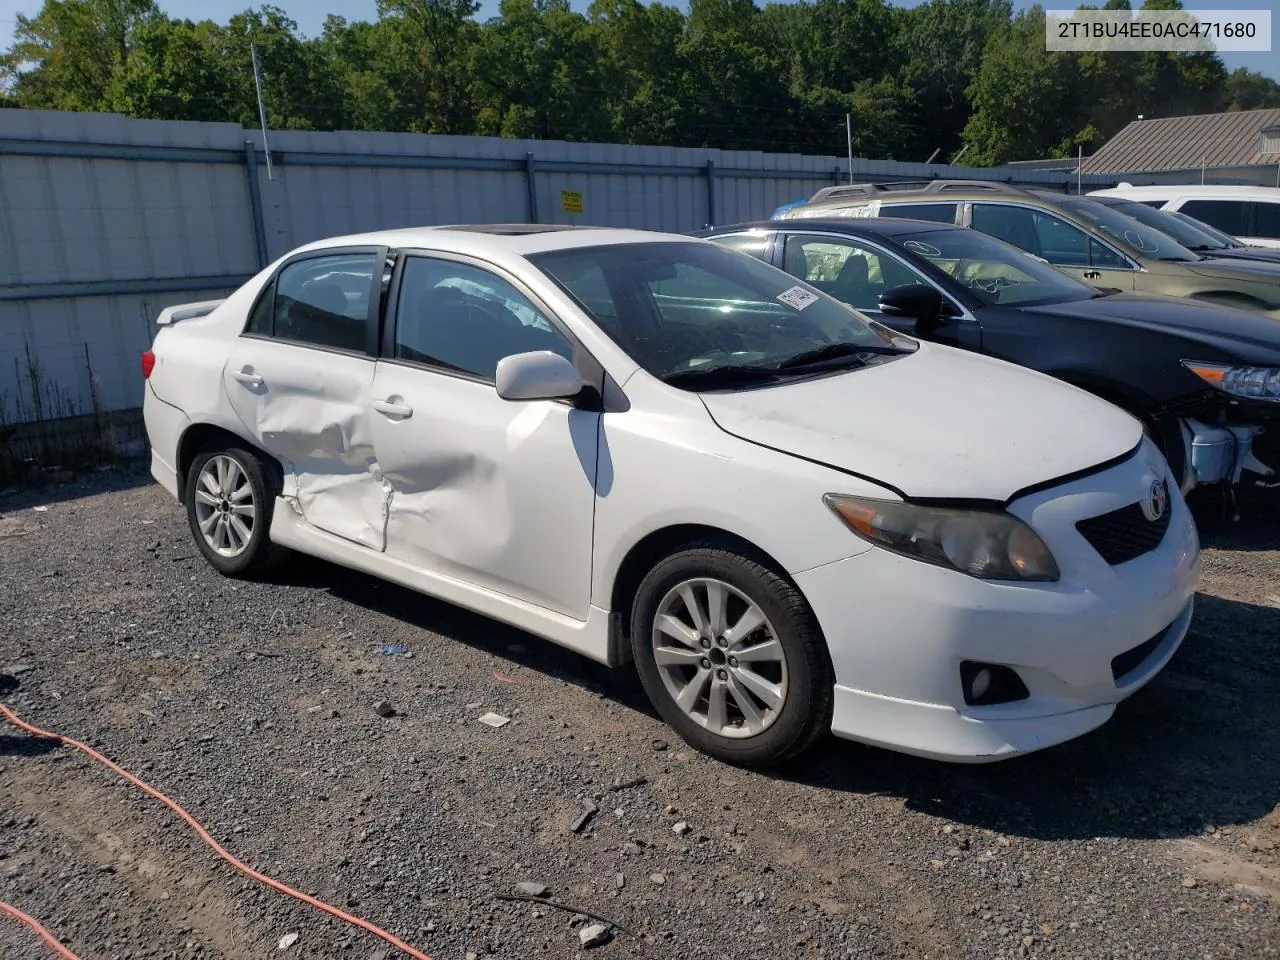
left=0, top=108, right=1129, bottom=430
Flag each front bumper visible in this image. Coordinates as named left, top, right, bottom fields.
left=797, top=443, right=1200, bottom=762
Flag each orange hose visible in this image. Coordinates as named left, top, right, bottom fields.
left=0, top=900, right=81, bottom=960
left=0, top=702, right=433, bottom=960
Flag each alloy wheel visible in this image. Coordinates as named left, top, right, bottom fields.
left=193, top=455, right=256, bottom=558
left=651, top=577, right=789, bottom=739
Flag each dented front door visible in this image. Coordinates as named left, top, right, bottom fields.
left=368, top=253, right=600, bottom=619
left=222, top=248, right=389, bottom=550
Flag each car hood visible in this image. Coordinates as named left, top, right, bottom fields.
left=1022, top=292, right=1280, bottom=362
left=1185, top=257, right=1280, bottom=284
left=699, top=344, right=1142, bottom=503
left=1203, top=248, right=1280, bottom=264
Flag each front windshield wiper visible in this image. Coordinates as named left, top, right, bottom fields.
left=661, top=365, right=782, bottom=390
left=775, top=341, right=912, bottom=370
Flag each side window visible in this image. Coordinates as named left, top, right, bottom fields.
left=245, top=279, right=274, bottom=335
left=270, top=253, right=377, bottom=352
left=782, top=234, right=925, bottom=310
left=1253, top=201, right=1280, bottom=239
left=1180, top=200, right=1249, bottom=237
left=707, top=232, right=772, bottom=262
left=880, top=203, right=959, bottom=224
left=556, top=261, right=620, bottom=329
left=971, top=204, right=1044, bottom=258
left=1030, top=213, right=1090, bottom=266
left=1089, top=238, right=1128, bottom=268
left=394, top=257, right=574, bottom=380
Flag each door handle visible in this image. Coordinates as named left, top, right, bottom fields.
left=1083, top=270, right=1102, bottom=280
left=373, top=399, right=413, bottom=418
left=233, top=370, right=263, bottom=387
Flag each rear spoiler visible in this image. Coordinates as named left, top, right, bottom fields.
left=156, top=299, right=226, bottom=326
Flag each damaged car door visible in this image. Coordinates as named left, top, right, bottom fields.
left=368, top=252, right=602, bottom=619
left=222, top=247, right=390, bottom=550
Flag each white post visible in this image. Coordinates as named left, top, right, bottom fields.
left=1077, top=145, right=1083, bottom=194
left=924, top=147, right=940, bottom=165
left=846, top=114, right=854, bottom=184
left=250, top=42, right=274, bottom=182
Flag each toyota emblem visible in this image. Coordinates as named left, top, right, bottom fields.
left=1142, top=478, right=1168, bottom=522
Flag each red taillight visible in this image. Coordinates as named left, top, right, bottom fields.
left=142, top=350, right=156, bottom=379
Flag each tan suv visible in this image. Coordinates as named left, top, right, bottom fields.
left=779, top=180, right=1280, bottom=320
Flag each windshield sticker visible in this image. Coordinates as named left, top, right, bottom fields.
left=777, top=286, right=819, bottom=310
left=1124, top=229, right=1158, bottom=252
left=902, top=240, right=942, bottom=257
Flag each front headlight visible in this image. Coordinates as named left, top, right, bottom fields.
left=824, top=494, right=1060, bottom=582
left=1182, top=360, right=1280, bottom=403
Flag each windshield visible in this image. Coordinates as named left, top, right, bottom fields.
left=529, top=241, right=915, bottom=386
left=1057, top=198, right=1199, bottom=261
left=1169, top=210, right=1243, bottom=247
left=894, top=228, right=1095, bottom=306
left=1100, top=200, right=1229, bottom=251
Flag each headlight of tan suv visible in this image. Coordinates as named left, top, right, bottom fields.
left=824, top=494, right=1060, bottom=582
left=1183, top=361, right=1280, bottom=403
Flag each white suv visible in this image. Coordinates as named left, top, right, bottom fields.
left=141, top=225, right=1199, bottom=767
left=1089, top=184, right=1280, bottom=249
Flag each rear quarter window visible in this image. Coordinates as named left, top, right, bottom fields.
left=880, top=203, right=959, bottom=224
left=1254, top=201, right=1280, bottom=239
left=1179, top=200, right=1250, bottom=237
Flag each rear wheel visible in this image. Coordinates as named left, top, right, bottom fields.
left=630, top=542, right=834, bottom=768
left=184, top=444, right=287, bottom=577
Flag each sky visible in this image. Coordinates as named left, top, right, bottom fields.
left=1, top=0, right=1275, bottom=80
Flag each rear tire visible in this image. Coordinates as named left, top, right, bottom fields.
left=184, top=443, right=288, bottom=578
left=630, top=541, right=834, bottom=768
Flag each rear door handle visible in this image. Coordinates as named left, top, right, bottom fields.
left=233, top=370, right=263, bottom=387
left=1083, top=270, right=1102, bottom=280
left=373, top=399, right=413, bottom=418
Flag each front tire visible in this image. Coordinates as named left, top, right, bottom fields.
left=630, top=542, right=834, bottom=768
left=184, top=444, right=287, bottom=578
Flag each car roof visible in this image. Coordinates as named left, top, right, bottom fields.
left=704, top=217, right=962, bottom=238
left=1089, top=184, right=1280, bottom=199
left=289, top=224, right=700, bottom=258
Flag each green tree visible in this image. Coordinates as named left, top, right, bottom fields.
left=588, top=0, right=686, bottom=144
left=1222, top=68, right=1280, bottom=111
left=375, top=0, right=481, bottom=134
left=471, top=0, right=610, bottom=141
left=1, top=0, right=159, bottom=111
left=206, top=6, right=341, bottom=131
left=961, top=6, right=1086, bottom=164
left=673, top=0, right=795, bottom=151
left=314, top=15, right=399, bottom=132
left=108, top=17, right=230, bottom=121
left=898, top=0, right=1011, bottom=159
left=3, top=0, right=1276, bottom=162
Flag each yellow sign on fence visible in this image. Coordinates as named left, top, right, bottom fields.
left=560, top=190, right=584, bottom=215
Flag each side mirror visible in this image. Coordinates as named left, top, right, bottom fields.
left=495, top=350, right=584, bottom=402
left=877, top=284, right=956, bottom=334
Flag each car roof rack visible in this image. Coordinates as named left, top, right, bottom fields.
left=921, top=179, right=1027, bottom=195
left=807, top=179, right=1027, bottom=204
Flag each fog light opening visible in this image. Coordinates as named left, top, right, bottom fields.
left=960, top=660, right=1030, bottom=707
left=970, top=667, right=992, bottom=701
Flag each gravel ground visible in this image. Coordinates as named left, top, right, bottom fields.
left=1, top=464, right=1278, bottom=960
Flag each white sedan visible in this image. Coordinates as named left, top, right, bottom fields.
left=142, top=225, right=1200, bottom=766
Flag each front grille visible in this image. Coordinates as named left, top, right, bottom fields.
left=1076, top=501, right=1171, bottom=566
left=1111, top=630, right=1165, bottom=683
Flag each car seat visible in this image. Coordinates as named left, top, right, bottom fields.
left=829, top=254, right=871, bottom=306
